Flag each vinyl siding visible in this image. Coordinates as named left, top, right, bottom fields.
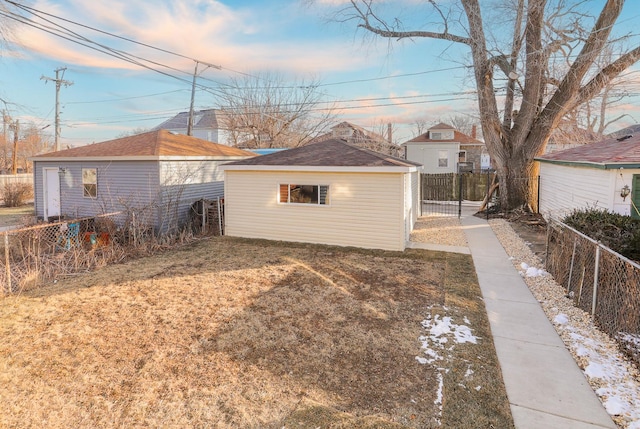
left=539, top=163, right=615, bottom=219
left=34, top=160, right=160, bottom=220
left=406, top=170, right=420, bottom=239
left=224, top=170, right=407, bottom=251
left=33, top=159, right=228, bottom=231
left=157, top=160, right=226, bottom=232
left=404, top=143, right=460, bottom=174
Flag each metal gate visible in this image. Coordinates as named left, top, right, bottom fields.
left=421, top=173, right=461, bottom=217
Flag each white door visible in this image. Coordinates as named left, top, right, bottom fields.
left=44, top=168, right=61, bottom=220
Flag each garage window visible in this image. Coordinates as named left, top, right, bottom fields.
left=279, top=184, right=329, bottom=205
left=82, top=168, right=97, bottom=198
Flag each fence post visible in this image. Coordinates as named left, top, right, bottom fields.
left=458, top=174, right=462, bottom=218
left=567, top=237, right=577, bottom=293
left=132, top=212, right=137, bottom=246
left=592, top=245, right=601, bottom=316
left=486, top=171, right=490, bottom=220
left=536, top=175, right=541, bottom=214
left=217, top=197, right=223, bottom=235
left=201, top=201, right=206, bottom=233
left=4, top=232, right=11, bottom=293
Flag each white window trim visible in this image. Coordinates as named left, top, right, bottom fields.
left=278, top=184, right=330, bottom=206
left=82, top=167, right=98, bottom=199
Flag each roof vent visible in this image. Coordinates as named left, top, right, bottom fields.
left=617, top=134, right=632, bottom=141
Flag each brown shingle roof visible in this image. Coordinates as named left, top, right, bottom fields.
left=406, top=130, right=483, bottom=144
left=224, top=138, right=421, bottom=168
left=404, top=123, right=483, bottom=145
left=536, top=134, right=640, bottom=166
left=33, top=129, right=254, bottom=159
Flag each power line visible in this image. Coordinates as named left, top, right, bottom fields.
left=66, top=89, right=188, bottom=105
left=3, top=0, right=253, bottom=78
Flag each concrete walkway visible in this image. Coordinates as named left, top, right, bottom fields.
left=459, top=209, right=616, bottom=428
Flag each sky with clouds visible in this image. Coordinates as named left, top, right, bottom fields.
left=1, top=0, right=640, bottom=149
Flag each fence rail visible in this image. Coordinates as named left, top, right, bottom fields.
left=1, top=197, right=224, bottom=294
left=546, top=219, right=640, bottom=367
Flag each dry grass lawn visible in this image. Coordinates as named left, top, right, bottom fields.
left=0, top=236, right=513, bottom=428
left=0, top=203, right=34, bottom=228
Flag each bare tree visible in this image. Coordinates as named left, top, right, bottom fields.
left=19, top=123, right=52, bottom=172
left=329, top=0, right=640, bottom=209
left=214, top=72, right=337, bottom=148
left=115, top=127, right=150, bottom=138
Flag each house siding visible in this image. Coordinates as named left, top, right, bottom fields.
left=539, top=163, right=614, bottom=219
left=157, top=160, right=226, bottom=232
left=405, top=171, right=420, bottom=241
left=34, top=160, right=160, bottom=220
left=404, top=142, right=460, bottom=174
left=224, top=170, right=407, bottom=251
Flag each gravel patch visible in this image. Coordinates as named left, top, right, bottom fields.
left=410, top=216, right=468, bottom=247
left=489, top=219, right=640, bottom=429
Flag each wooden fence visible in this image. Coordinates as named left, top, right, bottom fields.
left=421, top=173, right=491, bottom=202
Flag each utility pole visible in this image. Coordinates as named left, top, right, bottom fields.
left=187, top=60, right=219, bottom=136
left=41, top=67, right=73, bottom=151
left=2, top=110, right=9, bottom=172
left=11, top=120, right=18, bottom=175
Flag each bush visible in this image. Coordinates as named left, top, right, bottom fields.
left=562, top=207, right=640, bottom=261
left=2, top=183, right=34, bottom=207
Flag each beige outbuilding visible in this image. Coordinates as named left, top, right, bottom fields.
left=220, top=139, right=422, bottom=251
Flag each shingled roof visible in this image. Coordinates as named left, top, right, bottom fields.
left=153, top=109, right=220, bottom=130
left=404, top=123, right=484, bottom=145
left=32, top=129, right=254, bottom=160
left=536, top=133, right=640, bottom=168
left=223, top=139, right=421, bottom=169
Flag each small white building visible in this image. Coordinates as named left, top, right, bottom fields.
left=536, top=134, right=640, bottom=220
left=220, top=139, right=422, bottom=251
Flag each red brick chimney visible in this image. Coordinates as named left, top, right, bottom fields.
left=471, top=124, right=477, bottom=139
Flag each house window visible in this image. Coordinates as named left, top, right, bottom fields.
left=438, top=150, right=449, bottom=168
left=458, top=150, right=467, bottom=162
left=431, top=132, right=442, bottom=140
left=279, top=184, right=329, bottom=205
left=82, top=168, right=97, bottom=198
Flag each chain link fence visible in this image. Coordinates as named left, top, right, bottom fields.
left=546, top=218, right=640, bottom=367
left=1, top=197, right=224, bottom=294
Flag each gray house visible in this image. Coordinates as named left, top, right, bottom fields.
left=31, top=129, right=254, bottom=230
left=153, top=109, right=229, bottom=144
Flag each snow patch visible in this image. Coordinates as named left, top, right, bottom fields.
left=554, top=314, right=569, bottom=325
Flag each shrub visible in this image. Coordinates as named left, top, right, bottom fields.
left=562, top=207, right=640, bottom=261
left=2, top=183, right=34, bottom=207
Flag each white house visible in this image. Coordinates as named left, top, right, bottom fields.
left=401, top=123, right=489, bottom=173
left=536, top=134, right=640, bottom=220
left=220, top=139, right=422, bottom=251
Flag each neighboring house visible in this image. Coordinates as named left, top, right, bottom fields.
left=311, top=122, right=402, bottom=158
left=402, top=123, right=490, bottom=173
left=153, top=109, right=231, bottom=145
left=536, top=133, right=640, bottom=220
left=545, top=121, right=600, bottom=154
left=220, top=138, right=422, bottom=251
left=31, top=130, right=254, bottom=230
